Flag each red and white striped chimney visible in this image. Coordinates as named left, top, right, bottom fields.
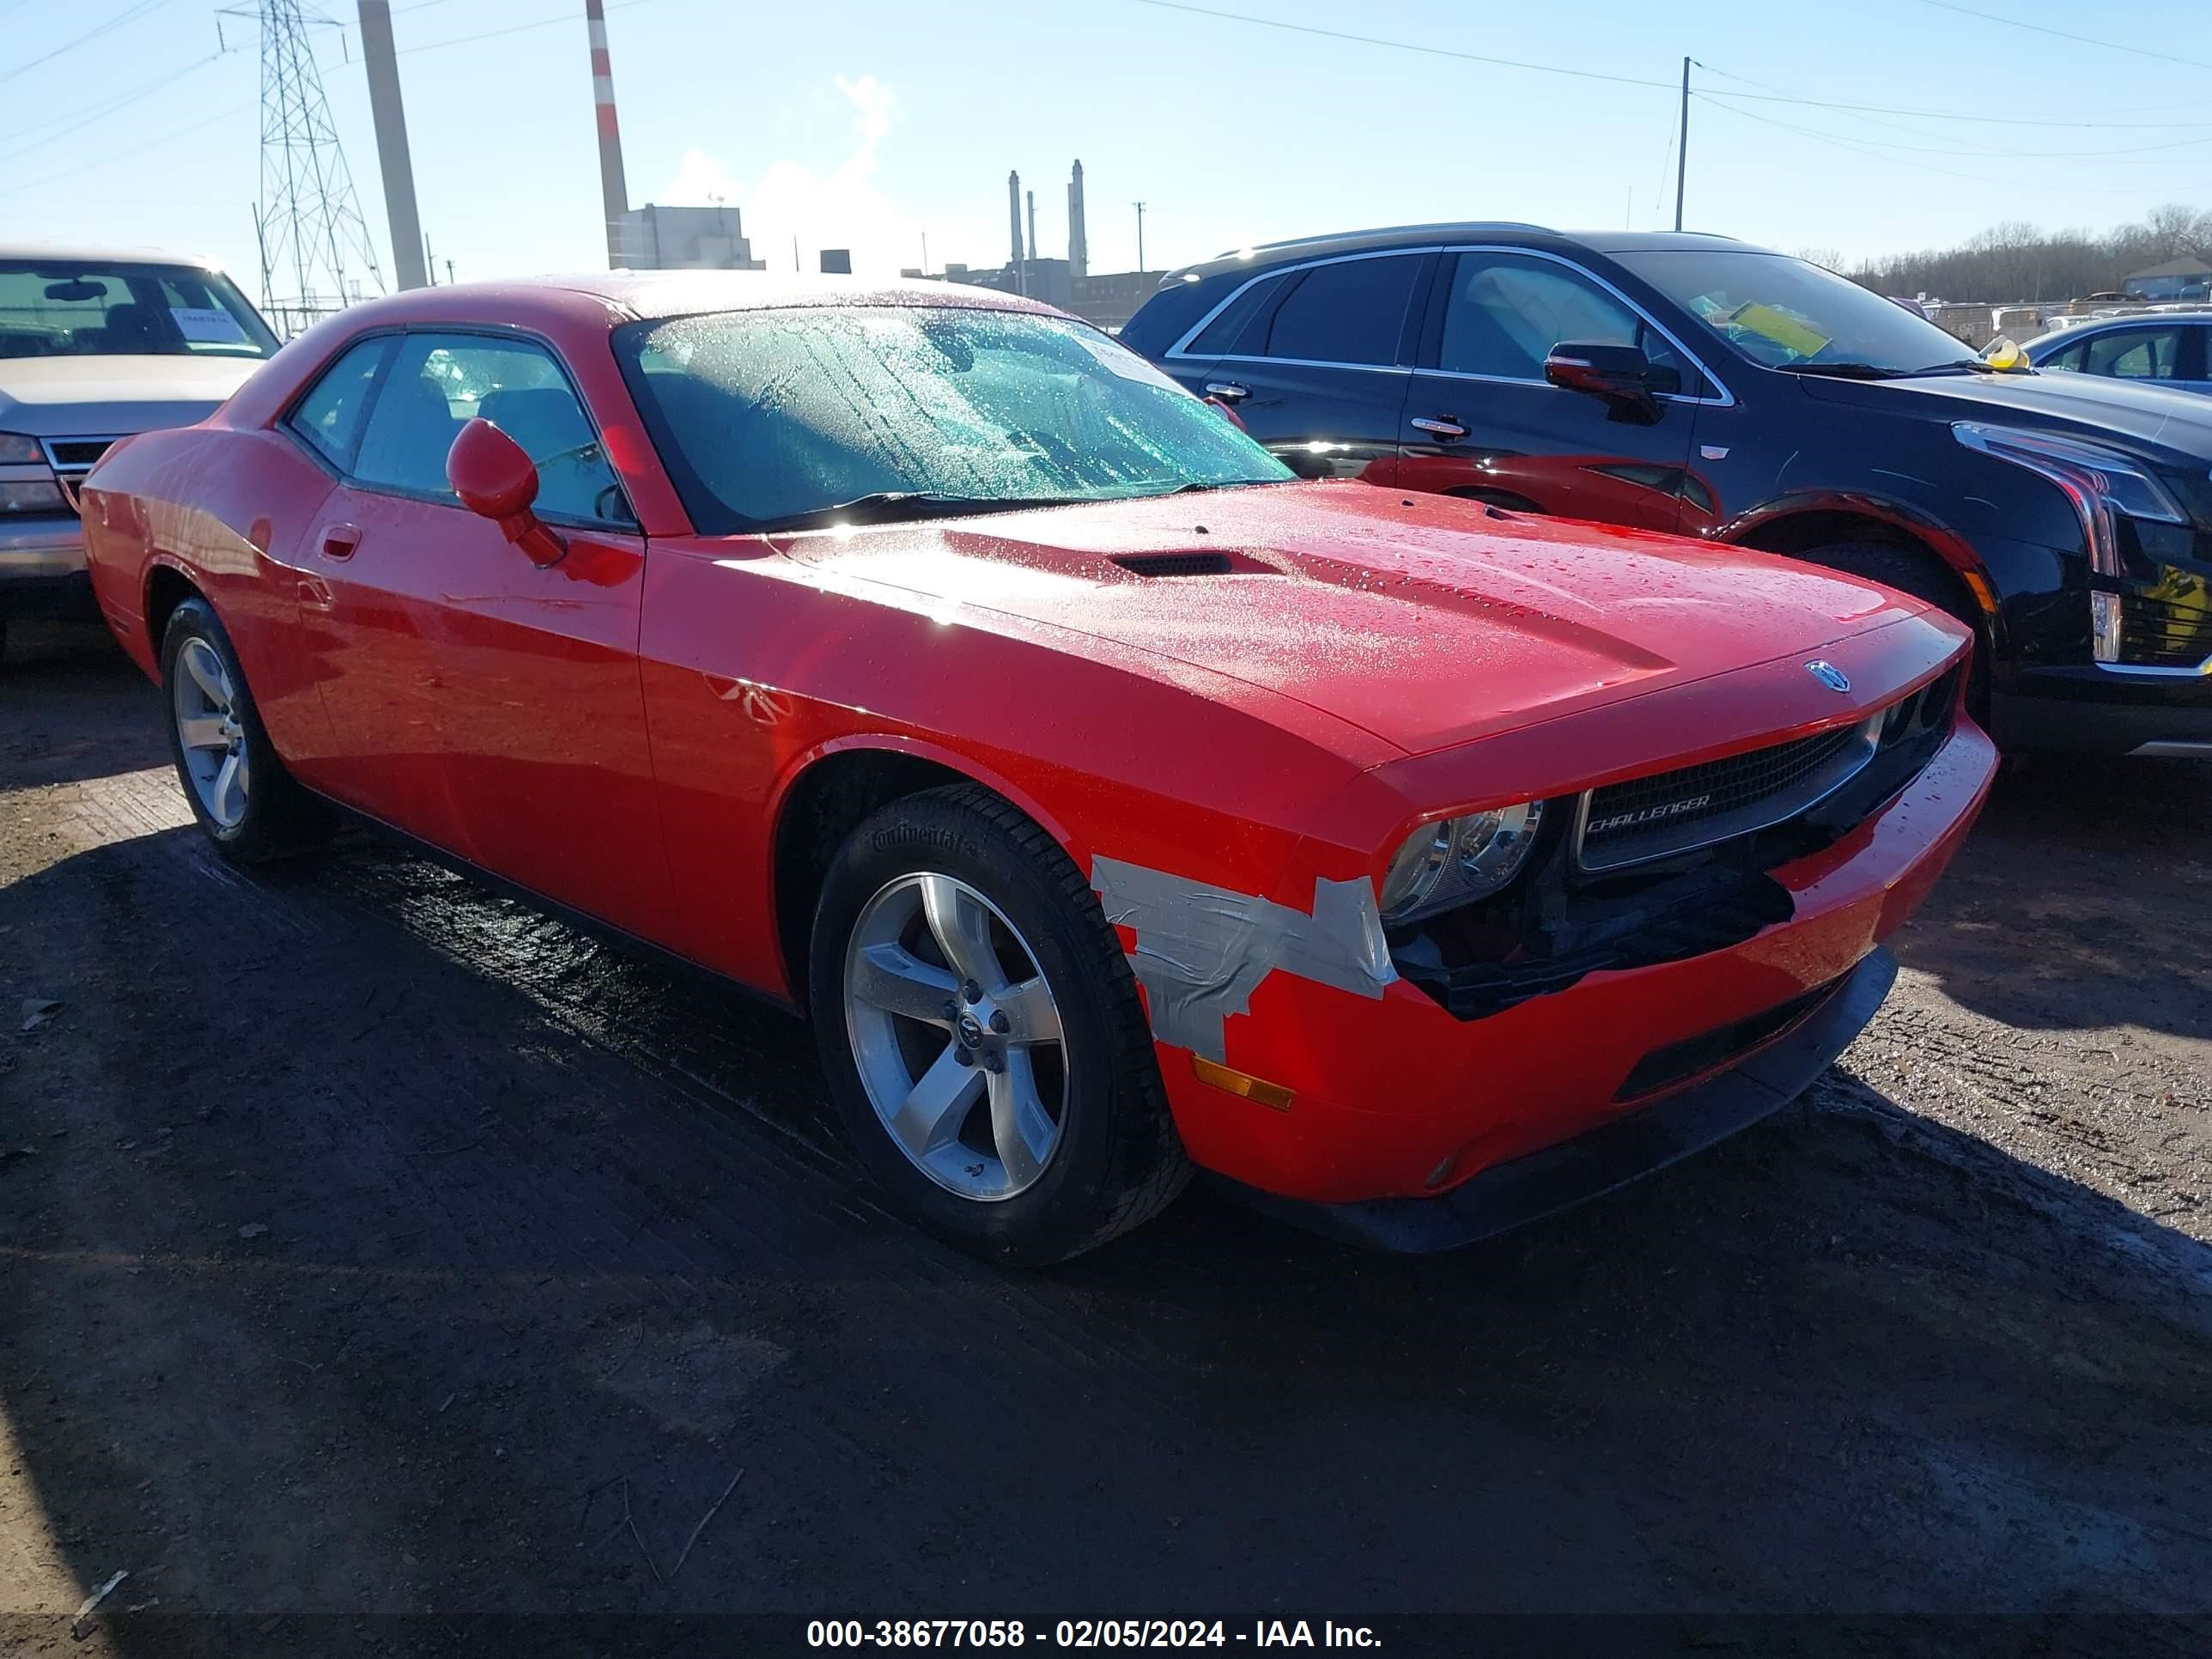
left=585, top=0, right=630, bottom=269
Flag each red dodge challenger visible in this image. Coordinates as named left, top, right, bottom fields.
left=78, top=275, right=1996, bottom=1263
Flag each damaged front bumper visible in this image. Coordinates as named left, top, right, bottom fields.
left=1217, top=948, right=1894, bottom=1252
left=1145, top=716, right=1996, bottom=1214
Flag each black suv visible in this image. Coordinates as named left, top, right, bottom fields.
left=1125, top=225, right=2212, bottom=758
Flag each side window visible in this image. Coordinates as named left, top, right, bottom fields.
left=1187, top=272, right=1284, bottom=356
left=2039, top=337, right=2087, bottom=373
left=1261, top=255, right=1423, bottom=367
left=2086, top=326, right=2182, bottom=380
left=1441, top=252, right=1689, bottom=392
left=285, top=337, right=392, bottom=471
left=352, top=331, right=631, bottom=523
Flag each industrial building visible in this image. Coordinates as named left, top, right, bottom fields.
left=616, top=204, right=769, bottom=272
left=904, top=161, right=1167, bottom=331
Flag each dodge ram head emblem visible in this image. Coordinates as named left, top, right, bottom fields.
left=1805, top=660, right=1850, bottom=693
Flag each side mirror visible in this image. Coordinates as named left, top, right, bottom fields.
left=447, top=417, right=565, bottom=567
left=1544, top=342, right=1665, bottom=422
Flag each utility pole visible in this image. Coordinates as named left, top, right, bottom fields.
left=1133, top=201, right=1147, bottom=272
left=357, top=2, right=426, bottom=289
left=423, top=233, right=435, bottom=284
left=1674, top=56, right=1690, bottom=233
left=921, top=231, right=929, bottom=275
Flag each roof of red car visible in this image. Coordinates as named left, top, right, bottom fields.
left=416, top=270, right=1061, bottom=323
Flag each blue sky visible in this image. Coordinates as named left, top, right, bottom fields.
left=7, top=0, right=2212, bottom=299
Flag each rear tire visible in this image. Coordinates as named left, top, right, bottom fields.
left=1794, top=539, right=1990, bottom=719
left=808, top=783, right=1188, bottom=1266
left=160, top=595, right=332, bottom=864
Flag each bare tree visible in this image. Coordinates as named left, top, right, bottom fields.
left=1847, top=206, right=2212, bottom=301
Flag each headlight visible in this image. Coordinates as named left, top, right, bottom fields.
left=1952, top=422, right=2185, bottom=577
left=1378, top=799, right=1545, bottom=925
left=0, top=433, right=43, bottom=465
left=0, top=480, right=67, bottom=514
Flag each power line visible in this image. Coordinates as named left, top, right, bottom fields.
left=1127, top=0, right=2212, bottom=130
left=0, top=0, right=177, bottom=88
left=0, top=101, right=253, bottom=200
left=1696, top=89, right=2212, bottom=161
left=0, top=56, right=222, bottom=165
left=1913, top=0, right=2212, bottom=75
left=1693, top=94, right=2201, bottom=198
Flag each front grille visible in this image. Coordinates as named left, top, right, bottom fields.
left=1578, top=722, right=1870, bottom=872
left=39, top=436, right=118, bottom=516
left=1574, top=667, right=1960, bottom=875
left=2118, top=592, right=2212, bottom=670
left=43, top=438, right=114, bottom=470
left=1614, top=977, right=1840, bottom=1101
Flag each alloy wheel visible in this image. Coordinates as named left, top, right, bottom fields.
left=842, top=872, right=1069, bottom=1201
left=172, top=636, right=250, bottom=829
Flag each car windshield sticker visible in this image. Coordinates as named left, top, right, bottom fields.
left=1091, top=856, right=1396, bottom=1062
left=170, top=307, right=249, bottom=345
left=1060, top=325, right=1186, bottom=389
left=1724, top=302, right=1831, bottom=360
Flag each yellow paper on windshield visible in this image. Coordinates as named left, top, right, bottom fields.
left=1730, top=303, right=1831, bottom=359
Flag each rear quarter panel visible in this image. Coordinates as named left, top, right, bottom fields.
left=81, top=425, right=338, bottom=761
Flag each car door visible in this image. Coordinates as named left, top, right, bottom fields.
left=312, top=329, right=672, bottom=939
left=1397, top=249, right=1707, bottom=532
left=1190, top=251, right=1430, bottom=482
left=2082, top=322, right=2193, bottom=391
left=280, top=331, right=465, bottom=843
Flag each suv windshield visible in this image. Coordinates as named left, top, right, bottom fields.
left=0, top=260, right=278, bottom=361
left=1612, top=248, right=1978, bottom=376
left=615, top=304, right=1294, bottom=533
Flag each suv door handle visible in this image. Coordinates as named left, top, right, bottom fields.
left=319, top=523, right=362, bottom=560
left=1411, top=416, right=1468, bottom=440
left=1204, top=381, right=1249, bottom=403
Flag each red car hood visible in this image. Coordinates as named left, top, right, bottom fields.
left=783, top=481, right=1929, bottom=757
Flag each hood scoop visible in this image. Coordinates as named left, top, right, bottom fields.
left=1109, top=549, right=1276, bottom=579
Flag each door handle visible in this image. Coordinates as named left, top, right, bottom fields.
left=1204, top=381, right=1250, bottom=403
left=1411, top=417, right=1468, bottom=440
left=319, top=523, right=362, bottom=561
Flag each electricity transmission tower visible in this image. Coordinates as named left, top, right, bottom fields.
left=246, top=0, right=385, bottom=335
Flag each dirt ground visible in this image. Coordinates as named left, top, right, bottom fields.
left=2, top=620, right=2209, bottom=1657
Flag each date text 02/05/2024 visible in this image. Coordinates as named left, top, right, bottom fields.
left=805, top=1620, right=1381, bottom=1648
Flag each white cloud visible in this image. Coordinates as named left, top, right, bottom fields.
left=659, top=75, right=926, bottom=277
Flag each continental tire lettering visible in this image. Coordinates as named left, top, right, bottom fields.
left=872, top=823, right=981, bottom=860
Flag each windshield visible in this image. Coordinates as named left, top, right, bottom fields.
left=1612, top=249, right=1978, bottom=375
left=0, top=261, right=278, bottom=361
left=615, top=304, right=1294, bottom=532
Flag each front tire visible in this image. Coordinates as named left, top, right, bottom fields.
left=160, top=595, right=331, bottom=863
left=808, top=784, right=1188, bottom=1265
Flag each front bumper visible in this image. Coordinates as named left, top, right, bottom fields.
left=0, top=515, right=94, bottom=617
left=1993, top=673, right=2212, bottom=758
left=1157, top=720, right=1996, bottom=1207
left=1223, top=948, right=1895, bottom=1251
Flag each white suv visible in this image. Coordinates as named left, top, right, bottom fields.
left=0, top=244, right=280, bottom=658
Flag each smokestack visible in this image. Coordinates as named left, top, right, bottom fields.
left=585, top=0, right=630, bottom=269
left=1007, top=170, right=1023, bottom=270
left=1067, top=159, right=1087, bottom=279
left=357, top=3, right=426, bottom=289
left=1026, top=190, right=1037, bottom=264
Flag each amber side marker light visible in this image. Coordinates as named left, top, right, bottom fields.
left=1191, top=1055, right=1297, bottom=1112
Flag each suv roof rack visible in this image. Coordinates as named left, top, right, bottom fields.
left=1214, top=222, right=1560, bottom=259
